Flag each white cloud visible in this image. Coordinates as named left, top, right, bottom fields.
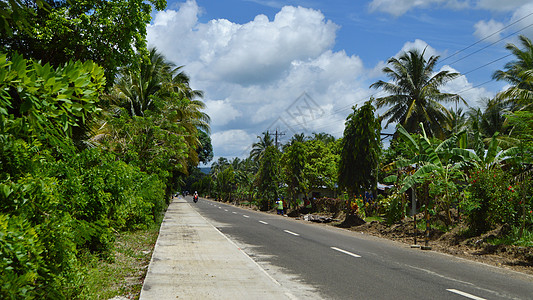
left=204, top=99, right=242, bottom=127
left=440, top=65, right=494, bottom=108
left=211, top=129, right=256, bottom=157
left=149, top=3, right=339, bottom=86
left=508, top=3, right=533, bottom=41
left=397, top=39, right=440, bottom=58
left=147, top=1, right=370, bottom=159
left=368, top=0, right=470, bottom=16
left=475, top=0, right=532, bottom=12
left=473, top=19, right=505, bottom=42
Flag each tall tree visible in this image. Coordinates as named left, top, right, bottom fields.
left=0, top=0, right=167, bottom=88
left=256, top=146, right=280, bottom=210
left=282, top=141, right=307, bottom=207
left=370, top=48, right=463, bottom=139
left=493, top=35, right=533, bottom=110
left=338, top=101, right=381, bottom=205
left=250, top=131, right=274, bottom=161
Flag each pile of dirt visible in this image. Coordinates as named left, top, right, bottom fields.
left=342, top=215, right=533, bottom=275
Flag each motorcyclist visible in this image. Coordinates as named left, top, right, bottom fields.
left=193, top=191, right=198, bottom=203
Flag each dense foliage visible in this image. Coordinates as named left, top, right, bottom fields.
left=0, top=6, right=211, bottom=296
left=201, top=37, right=532, bottom=250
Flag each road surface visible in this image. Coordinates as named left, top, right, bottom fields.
left=193, top=197, right=533, bottom=300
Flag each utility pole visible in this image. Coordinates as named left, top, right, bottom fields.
left=273, top=128, right=285, bottom=149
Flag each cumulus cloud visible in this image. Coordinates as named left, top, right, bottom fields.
left=147, top=1, right=368, bottom=159
left=211, top=129, right=256, bottom=157
left=204, top=99, right=242, bottom=127
left=397, top=39, right=440, bottom=58
left=440, top=65, right=494, bottom=108
left=149, top=2, right=339, bottom=86
left=473, top=19, right=505, bottom=42
left=509, top=2, right=533, bottom=40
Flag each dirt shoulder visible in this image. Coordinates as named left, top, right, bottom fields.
left=331, top=215, right=533, bottom=276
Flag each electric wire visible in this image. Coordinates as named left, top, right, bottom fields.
left=221, top=14, right=533, bottom=159
left=440, top=11, right=533, bottom=63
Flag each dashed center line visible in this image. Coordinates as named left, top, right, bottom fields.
left=259, top=221, right=268, bottom=225
left=446, top=289, right=486, bottom=300
left=224, top=209, right=228, bottom=212
left=232, top=212, right=237, bottom=214
left=243, top=215, right=250, bottom=218
left=331, top=247, right=361, bottom=258
left=284, top=230, right=300, bottom=236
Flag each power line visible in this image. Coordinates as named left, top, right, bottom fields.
left=446, top=21, right=533, bottom=66
left=219, top=14, right=533, bottom=159
left=440, top=11, right=533, bottom=64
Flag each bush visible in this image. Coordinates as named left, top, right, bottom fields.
left=463, top=167, right=523, bottom=234
left=380, top=192, right=407, bottom=225
left=0, top=214, right=44, bottom=299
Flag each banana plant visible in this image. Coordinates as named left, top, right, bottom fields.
left=385, top=123, right=468, bottom=227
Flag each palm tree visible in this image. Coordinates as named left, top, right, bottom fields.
left=111, top=48, right=171, bottom=117
left=493, top=35, right=533, bottom=110
left=250, top=131, right=274, bottom=161
left=94, top=48, right=210, bottom=170
left=370, top=48, right=464, bottom=139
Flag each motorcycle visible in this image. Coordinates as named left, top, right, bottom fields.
left=193, top=195, right=198, bottom=203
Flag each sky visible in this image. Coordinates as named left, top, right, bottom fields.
left=146, top=0, right=533, bottom=164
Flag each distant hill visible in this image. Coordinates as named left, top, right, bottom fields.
left=199, top=167, right=211, bottom=174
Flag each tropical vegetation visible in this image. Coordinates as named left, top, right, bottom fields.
left=200, top=36, right=532, bottom=251
left=0, top=0, right=212, bottom=298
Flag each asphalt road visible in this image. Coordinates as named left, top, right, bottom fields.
left=189, top=197, right=533, bottom=300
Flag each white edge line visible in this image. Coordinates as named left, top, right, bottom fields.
left=284, top=230, right=300, bottom=236
left=259, top=221, right=268, bottom=225
left=446, top=289, right=486, bottom=300
left=331, top=246, right=361, bottom=258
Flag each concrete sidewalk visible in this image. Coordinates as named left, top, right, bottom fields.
left=140, top=197, right=295, bottom=300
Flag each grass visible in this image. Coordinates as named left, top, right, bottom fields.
left=488, top=226, right=533, bottom=247
left=78, top=224, right=160, bottom=299
left=364, top=216, right=384, bottom=223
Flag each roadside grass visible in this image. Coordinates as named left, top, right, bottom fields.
left=364, top=216, right=384, bottom=223
left=488, top=226, right=533, bottom=247
left=79, top=224, right=160, bottom=299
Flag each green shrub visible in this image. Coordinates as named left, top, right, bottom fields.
left=464, top=167, right=523, bottom=234
left=0, top=214, right=44, bottom=299
left=380, top=192, right=406, bottom=224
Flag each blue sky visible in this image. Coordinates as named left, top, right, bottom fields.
left=147, top=0, right=533, bottom=163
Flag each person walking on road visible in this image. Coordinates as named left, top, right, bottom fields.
left=276, top=198, right=284, bottom=215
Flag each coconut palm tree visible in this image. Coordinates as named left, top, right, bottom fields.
left=493, top=35, right=533, bottom=110
left=370, top=48, right=464, bottom=139
left=250, top=131, right=274, bottom=161
left=94, top=48, right=210, bottom=170
left=111, top=48, right=171, bottom=117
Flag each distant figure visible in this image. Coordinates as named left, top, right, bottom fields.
left=275, top=198, right=284, bottom=215
left=193, top=191, right=198, bottom=203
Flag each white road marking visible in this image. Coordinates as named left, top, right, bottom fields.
left=284, top=230, right=300, bottom=236
left=243, top=215, right=250, bottom=218
left=446, top=289, right=486, bottom=300
left=224, top=209, right=228, bottom=212
left=259, top=221, right=268, bottom=225
left=232, top=212, right=237, bottom=214
left=331, top=247, right=361, bottom=258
